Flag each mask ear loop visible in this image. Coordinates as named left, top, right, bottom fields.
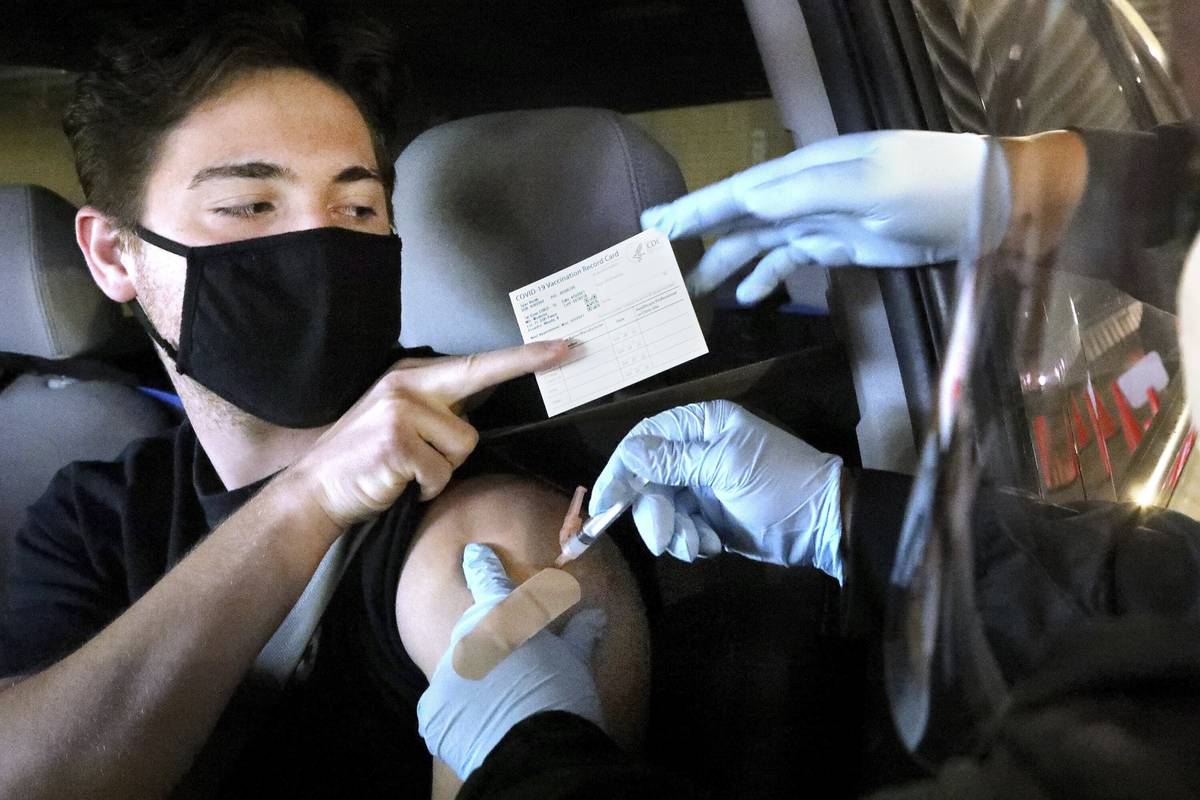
left=134, top=225, right=191, bottom=257
left=128, top=225, right=192, bottom=362
left=129, top=302, right=179, bottom=361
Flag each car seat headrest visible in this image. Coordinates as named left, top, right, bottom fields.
left=0, top=184, right=123, bottom=359
left=394, top=107, right=705, bottom=355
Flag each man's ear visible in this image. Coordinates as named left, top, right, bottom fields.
left=76, top=205, right=137, bottom=303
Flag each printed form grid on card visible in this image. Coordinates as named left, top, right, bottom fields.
left=509, top=229, right=709, bottom=416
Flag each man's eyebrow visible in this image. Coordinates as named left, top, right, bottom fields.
left=188, top=161, right=296, bottom=189
left=333, top=165, right=383, bottom=184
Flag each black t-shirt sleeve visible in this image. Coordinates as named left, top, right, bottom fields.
left=864, top=616, right=1200, bottom=799
left=460, top=711, right=707, bottom=800
left=836, top=467, right=1200, bottom=675
left=970, top=493, right=1200, bottom=681
left=0, top=462, right=129, bottom=677
left=217, top=484, right=435, bottom=798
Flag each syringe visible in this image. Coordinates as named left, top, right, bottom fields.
left=554, top=475, right=650, bottom=567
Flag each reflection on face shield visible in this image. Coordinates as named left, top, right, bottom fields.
left=1180, top=237, right=1200, bottom=433
left=1170, top=0, right=1200, bottom=115
left=886, top=114, right=1200, bottom=767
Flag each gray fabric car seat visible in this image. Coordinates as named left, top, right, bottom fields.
left=0, top=185, right=176, bottom=588
left=394, top=107, right=706, bottom=355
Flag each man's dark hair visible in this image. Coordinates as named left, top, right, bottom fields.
left=63, top=3, right=405, bottom=228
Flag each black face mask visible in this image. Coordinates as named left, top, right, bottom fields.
left=132, top=225, right=402, bottom=429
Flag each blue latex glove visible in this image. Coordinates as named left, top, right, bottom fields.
left=592, top=401, right=844, bottom=582
left=417, top=543, right=607, bottom=780
left=640, top=130, right=1011, bottom=304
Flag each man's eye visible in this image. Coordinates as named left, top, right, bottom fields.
left=214, top=201, right=274, bottom=218
left=342, top=205, right=378, bottom=219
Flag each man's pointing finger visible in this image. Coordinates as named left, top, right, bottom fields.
left=433, top=340, right=570, bottom=403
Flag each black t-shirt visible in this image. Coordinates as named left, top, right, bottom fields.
left=0, top=422, right=432, bottom=798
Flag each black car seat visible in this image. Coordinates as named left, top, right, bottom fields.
left=0, top=184, right=177, bottom=599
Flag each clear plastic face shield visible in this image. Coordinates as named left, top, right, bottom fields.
left=891, top=0, right=1200, bottom=766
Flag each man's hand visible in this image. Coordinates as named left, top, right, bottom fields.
left=640, top=130, right=1013, bottom=304
left=293, top=341, right=568, bottom=527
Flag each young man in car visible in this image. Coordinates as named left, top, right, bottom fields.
left=415, top=1, right=1200, bottom=797
left=0, top=6, right=649, bottom=798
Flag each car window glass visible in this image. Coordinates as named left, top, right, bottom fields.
left=910, top=0, right=1195, bottom=510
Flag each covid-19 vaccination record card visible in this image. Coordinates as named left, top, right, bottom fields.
left=509, top=228, right=709, bottom=417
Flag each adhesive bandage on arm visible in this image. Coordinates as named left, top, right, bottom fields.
left=452, top=568, right=582, bottom=680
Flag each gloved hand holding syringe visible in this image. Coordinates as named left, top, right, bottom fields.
left=554, top=476, right=651, bottom=567
left=554, top=399, right=845, bottom=581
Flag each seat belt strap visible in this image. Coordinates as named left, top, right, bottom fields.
left=250, top=516, right=376, bottom=688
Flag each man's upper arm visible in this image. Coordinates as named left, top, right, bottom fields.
left=0, top=464, right=127, bottom=678
left=394, top=473, right=651, bottom=751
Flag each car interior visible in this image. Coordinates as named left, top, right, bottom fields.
left=0, top=0, right=1194, bottom=796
